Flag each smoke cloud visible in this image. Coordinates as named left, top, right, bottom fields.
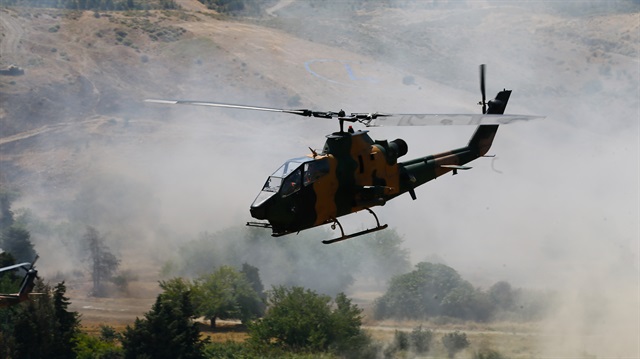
left=1, top=1, right=637, bottom=357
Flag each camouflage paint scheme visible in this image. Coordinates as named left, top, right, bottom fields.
left=249, top=90, right=512, bottom=238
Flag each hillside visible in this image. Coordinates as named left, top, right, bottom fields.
left=0, top=3, right=636, bottom=204
left=0, top=2, right=638, bottom=358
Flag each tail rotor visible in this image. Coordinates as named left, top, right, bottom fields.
left=479, top=64, right=487, bottom=114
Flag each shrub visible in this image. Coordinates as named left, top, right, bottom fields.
left=248, top=286, right=368, bottom=355
left=410, top=325, right=433, bottom=354
left=442, top=331, right=470, bottom=358
left=473, top=347, right=506, bottom=359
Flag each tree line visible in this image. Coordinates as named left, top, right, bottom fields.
left=374, top=261, right=552, bottom=323
left=1, top=188, right=548, bottom=357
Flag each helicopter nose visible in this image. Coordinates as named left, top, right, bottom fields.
left=250, top=203, right=267, bottom=220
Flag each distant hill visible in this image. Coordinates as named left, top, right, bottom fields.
left=0, top=1, right=637, bottom=208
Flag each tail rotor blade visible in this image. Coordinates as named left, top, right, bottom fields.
left=480, top=64, right=487, bottom=114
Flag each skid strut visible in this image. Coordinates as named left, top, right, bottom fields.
left=322, top=208, right=388, bottom=244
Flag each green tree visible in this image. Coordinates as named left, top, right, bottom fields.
left=329, top=292, right=369, bottom=353
left=249, top=286, right=368, bottom=354
left=374, top=262, right=493, bottom=321
left=1, top=225, right=37, bottom=263
left=121, top=287, right=205, bottom=359
left=489, top=281, right=515, bottom=311
left=175, top=226, right=358, bottom=296
left=82, top=226, right=120, bottom=296
left=0, top=188, right=18, bottom=230
left=192, top=265, right=264, bottom=328
left=241, top=262, right=265, bottom=299
left=51, top=282, right=81, bottom=359
left=1, top=279, right=81, bottom=358
left=159, top=277, right=194, bottom=302
left=0, top=252, right=20, bottom=293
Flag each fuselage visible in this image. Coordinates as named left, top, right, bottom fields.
left=249, top=89, right=512, bottom=236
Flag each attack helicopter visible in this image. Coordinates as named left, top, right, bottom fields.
left=146, top=65, right=542, bottom=243
left=0, top=256, right=39, bottom=307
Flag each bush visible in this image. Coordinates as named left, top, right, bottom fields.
left=203, top=340, right=251, bottom=358
left=374, top=262, right=489, bottom=321
left=393, top=330, right=409, bottom=351
left=74, top=333, right=123, bottom=359
left=248, top=286, right=369, bottom=355
left=442, top=331, right=470, bottom=358
left=473, top=348, right=506, bottom=359
left=121, top=288, right=205, bottom=359
left=410, top=325, right=433, bottom=354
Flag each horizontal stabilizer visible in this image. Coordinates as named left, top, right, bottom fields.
left=440, top=165, right=472, bottom=170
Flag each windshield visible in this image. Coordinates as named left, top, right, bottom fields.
left=271, top=157, right=310, bottom=179
left=252, top=157, right=313, bottom=206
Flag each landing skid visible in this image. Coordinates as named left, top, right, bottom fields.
left=247, top=208, right=388, bottom=244
left=322, top=208, right=388, bottom=244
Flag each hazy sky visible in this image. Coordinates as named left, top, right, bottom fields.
left=6, top=2, right=637, bottom=357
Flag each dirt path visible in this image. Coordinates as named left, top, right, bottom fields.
left=265, top=0, right=295, bottom=16
left=0, top=117, right=108, bottom=146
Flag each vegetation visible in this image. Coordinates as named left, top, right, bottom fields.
left=121, top=284, right=205, bottom=359
left=82, top=226, right=120, bottom=297
left=0, top=189, right=38, bottom=264
left=192, top=265, right=265, bottom=328
left=74, top=332, right=123, bottom=359
left=473, top=347, right=507, bottom=359
left=0, top=189, right=18, bottom=231
left=171, top=226, right=410, bottom=296
left=374, top=261, right=551, bottom=322
left=1, top=226, right=38, bottom=263
left=0, top=280, right=80, bottom=359
left=197, top=0, right=262, bottom=15
left=383, top=326, right=434, bottom=358
left=0, top=198, right=549, bottom=357
left=248, top=286, right=371, bottom=356
left=442, top=331, right=470, bottom=358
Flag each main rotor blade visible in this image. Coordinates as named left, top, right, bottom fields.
left=145, top=99, right=545, bottom=126
left=0, top=262, right=32, bottom=273
left=145, top=99, right=337, bottom=118
left=366, top=113, right=545, bottom=127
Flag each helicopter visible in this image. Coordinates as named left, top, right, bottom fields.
left=146, top=65, right=543, bottom=243
left=0, top=256, right=39, bottom=307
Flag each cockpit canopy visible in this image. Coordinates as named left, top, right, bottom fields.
left=252, top=156, right=330, bottom=207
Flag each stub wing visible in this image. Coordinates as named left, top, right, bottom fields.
left=440, top=164, right=472, bottom=170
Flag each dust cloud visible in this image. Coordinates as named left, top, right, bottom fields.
left=2, top=1, right=638, bottom=357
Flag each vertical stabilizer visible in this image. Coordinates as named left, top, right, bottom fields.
left=468, top=89, right=511, bottom=156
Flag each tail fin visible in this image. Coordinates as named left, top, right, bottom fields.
left=468, top=89, right=512, bottom=156
left=17, top=269, right=37, bottom=301
left=486, top=89, right=511, bottom=115
left=17, top=256, right=38, bottom=301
